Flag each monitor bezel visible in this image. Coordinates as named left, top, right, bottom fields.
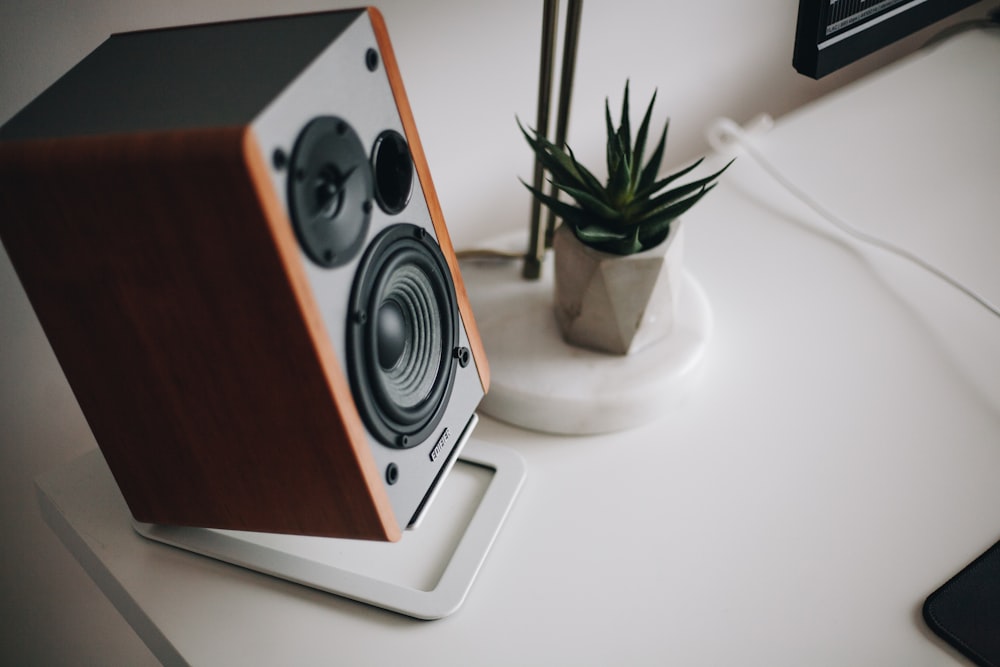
left=793, top=0, right=980, bottom=78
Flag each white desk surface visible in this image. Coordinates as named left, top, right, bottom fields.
left=34, top=29, right=1000, bottom=666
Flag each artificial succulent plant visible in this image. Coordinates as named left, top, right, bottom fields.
left=520, top=82, right=732, bottom=255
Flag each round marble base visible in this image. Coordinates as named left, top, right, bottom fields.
left=460, top=247, right=713, bottom=435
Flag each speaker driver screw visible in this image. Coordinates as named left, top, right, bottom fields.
left=272, top=148, right=287, bottom=170
left=385, top=462, right=399, bottom=485
left=454, top=346, right=471, bottom=368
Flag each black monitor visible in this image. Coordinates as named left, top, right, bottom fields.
left=793, top=0, right=980, bottom=78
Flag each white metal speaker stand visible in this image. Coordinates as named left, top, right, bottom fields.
left=74, top=433, right=525, bottom=621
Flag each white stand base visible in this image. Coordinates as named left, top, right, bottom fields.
left=462, top=248, right=713, bottom=435
left=131, top=438, right=525, bottom=620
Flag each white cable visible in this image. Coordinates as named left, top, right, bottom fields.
left=706, top=116, right=1000, bottom=320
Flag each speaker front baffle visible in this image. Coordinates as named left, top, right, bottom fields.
left=1, top=8, right=524, bottom=618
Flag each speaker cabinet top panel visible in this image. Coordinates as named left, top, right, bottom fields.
left=0, top=10, right=364, bottom=141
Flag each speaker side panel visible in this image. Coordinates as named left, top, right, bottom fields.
left=0, top=129, right=399, bottom=541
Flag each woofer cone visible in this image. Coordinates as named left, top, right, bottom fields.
left=347, top=223, right=458, bottom=448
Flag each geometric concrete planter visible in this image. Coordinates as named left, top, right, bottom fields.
left=552, top=219, right=685, bottom=355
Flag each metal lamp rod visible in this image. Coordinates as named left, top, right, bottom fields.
left=523, top=0, right=582, bottom=280
left=523, top=0, right=560, bottom=280
left=545, top=0, right=583, bottom=250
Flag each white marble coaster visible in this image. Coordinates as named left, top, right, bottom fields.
left=461, top=242, right=712, bottom=435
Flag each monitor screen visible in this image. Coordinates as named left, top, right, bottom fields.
left=793, top=0, right=980, bottom=77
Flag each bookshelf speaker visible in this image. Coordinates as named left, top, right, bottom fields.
left=0, top=8, right=488, bottom=541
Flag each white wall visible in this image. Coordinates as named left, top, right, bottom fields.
left=0, top=1, right=990, bottom=663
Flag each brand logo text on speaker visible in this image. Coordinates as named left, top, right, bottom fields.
left=429, top=428, right=451, bottom=462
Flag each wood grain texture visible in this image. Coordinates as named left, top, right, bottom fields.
left=368, top=7, right=491, bottom=394
left=0, top=127, right=400, bottom=540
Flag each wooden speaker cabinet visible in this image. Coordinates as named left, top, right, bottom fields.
left=0, top=8, right=489, bottom=541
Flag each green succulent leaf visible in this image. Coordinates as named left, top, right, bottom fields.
left=634, top=157, right=704, bottom=201
left=633, top=184, right=717, bottom=229
left=632, top=90, right=656, bottom=190
left=604, top=228, right=644, bottom=255
left=519, top=179, right=602, bottom=232
left=637, top=159, right=734, bottom=213
left=641, top=174, right=720, bottom=214
left=516, top=118, right=588, bottom=191
left=604, top=99, right=617, bottom=174
left=554, top=182, right=622, bottom=220
left=607, top=135, right=632, bottom=205
left=574, top=224, right=629, bottom=243
left=636, top=122, right=668, bottom=194
left=564, top=144, right=606, bottom=199
left=577, top=226, right=642, bottom=255
left=619, top=80, right=632, bottom=164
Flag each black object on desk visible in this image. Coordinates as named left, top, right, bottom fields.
left=924, top=539, right=1000, bottom=666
